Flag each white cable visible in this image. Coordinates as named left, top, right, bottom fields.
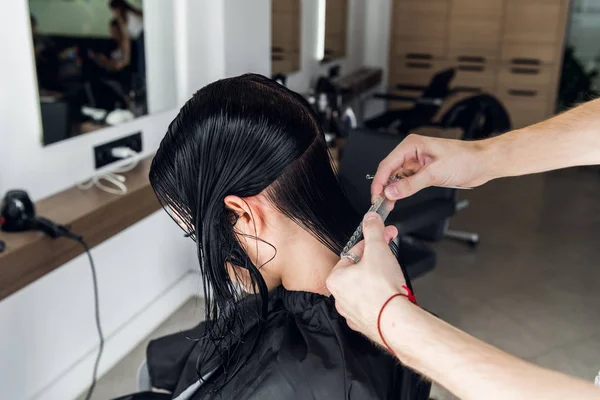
left=77, top=147, right=140, bottom=196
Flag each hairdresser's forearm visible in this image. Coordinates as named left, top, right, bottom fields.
left=483, top=98, right=600, bottom=180
left=381, top=300, right=599, bottom=400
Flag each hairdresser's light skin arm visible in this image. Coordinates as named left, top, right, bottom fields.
left=373, top=98, right=600, bottom=200
left=327, top=213, right=600, bottom=400
left=382, top=298, right=600, bottom=400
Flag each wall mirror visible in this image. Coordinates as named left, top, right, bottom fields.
left=271, top=0, right=301, bottom=75
left=323, top=0, right=348, bottom=62
left=28, top=0, right=177, bottom=146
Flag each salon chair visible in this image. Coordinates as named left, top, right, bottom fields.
left=364, top=68, right=458, bottom=134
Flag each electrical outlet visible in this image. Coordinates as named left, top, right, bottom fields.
left=94, top=132, right=143, bottom=169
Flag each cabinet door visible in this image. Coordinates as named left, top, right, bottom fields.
left=503, top=0, right=563, bottom=44
left=448, top=18, right=502, bottom=60
left=272, top=12, right=296, bottom=51
left=271, top=0, right=301, bottom=74
left=324, top=0, right=348, bottom=60
left=496, top=84, right=551, bottom=128
left=451, top=0, right=504, bottom=17
left=498, top=65, right=554, bottom=87
left=501, top=43, right=557, bottom=64
left=452, top=62, right=498, bottom=91
left=392, top=0, right=449, bottom=40
left=273, top=0, right=297, bottom=12
left=390, top=39, right=446, bottom=60
left=388, top=59, right=450, bottom=88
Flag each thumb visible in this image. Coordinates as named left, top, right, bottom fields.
left=384, top=169, right=433, bottom=200
left=362, top=212, right=386, bottom=248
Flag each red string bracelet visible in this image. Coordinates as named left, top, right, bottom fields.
left=377, top=285, right=418, bottom=356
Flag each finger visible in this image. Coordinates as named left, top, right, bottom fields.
left=332, top=240, right=366, bottom=271
left=362, top=212, right=386, bottom=247
left=384, top=225, right=398, bottom=244
left=371, top=152, right=406, bottom=201
left=384, top=168, right=433, bottom=200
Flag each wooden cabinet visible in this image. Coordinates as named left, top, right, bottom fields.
left=498, top=64, right=555, bottom=87
left=390, top=39, right=446, bottom=60
left=503, top=0, right=563, bottom=44
left=451, top=0, right=503, bottom=17
left=501, top=43, right=558, bottom=65
left=324, top=0, right=349, bottom=60
left=448, top=18, right=502, bottom=60
left=271, top=0, right=301, bottom=74
left=453, top=61, right=497, bottom=91
left=392, top=0, right=449, bottom=40
left=388, top=0, right=570, bottom=129
left=448, top=0, right=503, bottom=60
left=389, top=59, right=449, bottom=88
left=496, top=83, right=551, bottom=128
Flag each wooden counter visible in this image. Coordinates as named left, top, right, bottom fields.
left=0, top=156, right=161, bottom=302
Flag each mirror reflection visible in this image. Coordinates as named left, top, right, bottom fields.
left=29, top=0, right=175, bottom=145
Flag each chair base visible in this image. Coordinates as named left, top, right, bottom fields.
left=444, top=229, right=479, bottom=247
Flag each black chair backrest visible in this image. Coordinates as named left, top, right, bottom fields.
left=439, top=94, right=511, bottom=140
left=398, top=68, right=456, bottom=133
left=421, top=68, right=456, bottom=100
left=338, top=129, right=453, bottom=216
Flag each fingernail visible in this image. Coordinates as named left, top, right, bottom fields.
left=385, top=186, right=398, bottom=198
left=364, top=212, right=378, bottom=222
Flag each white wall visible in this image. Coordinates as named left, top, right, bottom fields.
left=362, top=0, right=393, bottom=118
left=174, top=0, right=227, bottom=104
left=145, top=0, right=178, bottom=114
left=0, top=0, right=269, bottom=399
left=223, top=0, right=271, bottom=77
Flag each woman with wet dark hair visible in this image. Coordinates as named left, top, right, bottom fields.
left=117, top=74, right=429, bottom=400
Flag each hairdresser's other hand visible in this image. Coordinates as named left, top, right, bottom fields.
left=372, top=134, right=491, bottom=201
left=327, top=212, right=406, bottom=344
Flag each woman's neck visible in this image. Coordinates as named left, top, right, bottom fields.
left=279, top=227, right=338, bottom=296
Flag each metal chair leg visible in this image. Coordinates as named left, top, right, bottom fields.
left=445, top=199, right=480, bottom=247
left=444, top=229, right=479, bottom=247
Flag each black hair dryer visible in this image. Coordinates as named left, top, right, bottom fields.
left=0, top=190, right=81, bottom=240
left=1, top=190, right=36, bottom=232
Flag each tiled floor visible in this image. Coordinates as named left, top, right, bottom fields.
left=420, top=168, right=600, bottom=399
left=83, top=168, right=600, bottom=399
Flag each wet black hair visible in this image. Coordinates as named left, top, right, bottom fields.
left=149, top=74, right=405, bottom=389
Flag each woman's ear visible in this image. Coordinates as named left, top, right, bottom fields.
left=224, top=195, right=262, bottom=237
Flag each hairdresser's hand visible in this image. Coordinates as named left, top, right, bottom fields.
left=372, top=134, right=491, bottom=201
left=326, top=212, right=406, bottom=345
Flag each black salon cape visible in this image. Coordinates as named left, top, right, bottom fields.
left=115, top=287, right=430, bottom=400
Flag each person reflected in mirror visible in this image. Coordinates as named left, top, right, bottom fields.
left=89, top=19, right=131, bottom=74
left=108, top=0, right=145, bottom=79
